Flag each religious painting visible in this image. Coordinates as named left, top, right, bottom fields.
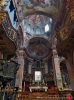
left=26, top=38, right=51, bottom=59
left=27, top=43, right=49, bottom=58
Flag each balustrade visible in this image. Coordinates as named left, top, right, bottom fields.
left=0, top=12, right=18, bottom=45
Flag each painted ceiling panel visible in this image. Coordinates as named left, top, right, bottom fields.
left=12, top=0, right=61, bottom=38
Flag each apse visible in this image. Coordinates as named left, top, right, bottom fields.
left=25, top=37, right=51, bottom=60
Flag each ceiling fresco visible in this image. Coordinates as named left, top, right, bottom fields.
left=23, top=0, right=55, bottom=7
left=21, top=13, right=53, bottom=36
left=25, top=15, right=51, bottom=27
left=12, top=0, right=61, bottom=42
left=16, top=0, right=60, bottom=30
left=25, top=37, right=51, bottom=59
left=22, top=0, right=58, bottom=16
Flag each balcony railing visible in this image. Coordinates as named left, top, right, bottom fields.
left=0, top=11, right=18, bottom=45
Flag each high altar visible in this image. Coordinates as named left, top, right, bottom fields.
left=29, top=86, right=48, bottom=92
left=29, top=80, right=48, bottom=92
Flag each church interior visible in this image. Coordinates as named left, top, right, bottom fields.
left=0, top=0, right=74, bottom=100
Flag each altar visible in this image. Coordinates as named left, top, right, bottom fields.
left=29, top=86, right=48, bottom=92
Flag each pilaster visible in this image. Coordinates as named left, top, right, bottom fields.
left=52, top=46, right=63, bottom=90
left=15, top=50, right=25, bottom=91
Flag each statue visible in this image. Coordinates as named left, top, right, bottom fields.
left=61, top=70, right=70, bottom=88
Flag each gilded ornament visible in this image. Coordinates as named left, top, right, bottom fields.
left=70, top=9, right=74, bottom=21
left=60, top=27, right=69, bottom=40
left=0, top=0, right=7, bottom=10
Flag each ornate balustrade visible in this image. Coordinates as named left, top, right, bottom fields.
left=0, top=11, right=18, bottom=46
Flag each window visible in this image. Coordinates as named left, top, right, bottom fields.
left=27, top=25, right=30, bottom=32
left=50, top=18, right=52, bottom=23
left=45, top=24, right=49, bottom=32
left=35, top=71, right=41, bottom=82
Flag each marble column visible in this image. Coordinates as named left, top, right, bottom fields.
left=15, top=50, right=25, bottom=91
left=52, top=47, right=63, bottom=90
left=65, top=57, right=74, bottom=90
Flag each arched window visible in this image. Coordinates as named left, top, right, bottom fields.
left=45, top=24, right=49, bottom=32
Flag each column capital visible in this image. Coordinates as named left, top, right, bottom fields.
left=52, top=45, right=56, bottom=50
left=52, top=48, right=58, bottom=57
left=19, top=50, right=26, bottom=58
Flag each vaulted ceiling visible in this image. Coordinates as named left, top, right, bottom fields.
left=10, top=0, right=63, bottom=59
left=13, top=0, right=62, bottom=38
left=1, top=0, right=74, bottom=60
